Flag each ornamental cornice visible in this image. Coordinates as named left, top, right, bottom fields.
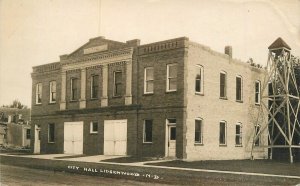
left=61, top=47, right=133, bottom=71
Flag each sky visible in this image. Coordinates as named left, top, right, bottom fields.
left=0, top=0, right=299, bottom=107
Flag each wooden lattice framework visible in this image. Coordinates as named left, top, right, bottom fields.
left=250, top=38, right=300, bottom=163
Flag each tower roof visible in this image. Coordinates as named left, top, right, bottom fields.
left=268, top=37, right=291, bottom=50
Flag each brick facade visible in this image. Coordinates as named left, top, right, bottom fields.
left=31, top=36, right=267, bottom=160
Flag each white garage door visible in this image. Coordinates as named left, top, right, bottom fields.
left=64, top=122, right=83, bottom=154
left=104, top=120, right=127, bottom=155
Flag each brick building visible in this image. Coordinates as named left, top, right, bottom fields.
left=31, top=36, right=268, bottom=160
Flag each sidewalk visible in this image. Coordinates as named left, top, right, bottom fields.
left=1, top=153, right=299, bottom=185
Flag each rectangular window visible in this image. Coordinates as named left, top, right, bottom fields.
left=48, top=123, right=55, bottom=143
left=220, top=72, right=227, bottom=98
left=255, top=81, right=261, bottom=104
left=71, top=78, right=78, bottom=100
left=195, top=65, right=204, bottom=94
left=91, top=75, right=99, bottom=99
left=143, top=120, right=153, bottom=143
left=49, top=81, right=56, bottom=103
left=254, top=125, right=260, bottom=146
left=195, top=119, right=203, bottom=144
left=26, top=129, right=31, bottom=139
left=144, top=67, right=154, bottom=94
left=219, top=121, right=226, bottom=145
left=235, top=123, right=242, bottom=146
left=90, top=121, right=98, bottom=133
left=36, top=83, right=42, bottom=104
left=167, top=64, right=177, bottom=91
left=114, top=71, right=122, bottom=96
left=236, top=76, right=242, bottom=101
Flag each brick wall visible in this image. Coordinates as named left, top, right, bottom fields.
left=31, top=70, right=61, bottom=115
left=184, top=42, right=268, bottom=160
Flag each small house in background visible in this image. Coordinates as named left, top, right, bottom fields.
left=0, top=107, right=31, bottom=147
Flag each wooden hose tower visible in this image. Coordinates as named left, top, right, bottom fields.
left=251, top=38, right=300, bottom=163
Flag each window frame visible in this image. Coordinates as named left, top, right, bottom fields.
left=220, top=71, right=227, bottom=99
left=195, top=65, right=204, bottom=95
left=26, top=129, right=31, bottom=139
left=143, top=119, right=153, bottom=143
left=71, top=78, right=78, bottom=101
left=113, top=71, right=123, bottom=97
left=90, top=121, right=98, bottom=134
left=235, top=122, right=243, bottom=146
left=194, top=118, right=203, bottom=144
left=36, top=83, right=42, bottom=104
left=236, top=75, right=243, bottom=102
left=255, top=80, right=261, bottom=105
left=254, top=125, right=260, bottom=146
left=90, top=75, right=99, bottom=99
left=48, top=123, right=55, bottom=143
left=144, top=67, right=154, bottom=94
left=219, top=121, right=227, bottom=146
left=49, top=81, right=56, bottom=103
left=166, top=63, right=177, bottom=92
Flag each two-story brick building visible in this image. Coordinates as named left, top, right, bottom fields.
left=31, top=36, right=268, bottom=160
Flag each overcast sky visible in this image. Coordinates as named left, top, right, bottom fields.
left=0, top=0, right=299, bottom=107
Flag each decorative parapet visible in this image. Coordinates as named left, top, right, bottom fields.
left=32, top=62, right=61, bottom=73
left=138, top=37, right=188, bottom=55
left=61, top=47, right=134, bottom=66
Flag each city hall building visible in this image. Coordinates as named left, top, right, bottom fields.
left=31, top=36, right=268, bottom=160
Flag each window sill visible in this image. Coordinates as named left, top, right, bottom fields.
left=255, top=103, right=261, bottom=106
left=90, top=98, right=99, bottom=101
left=219, top=97, right=227, bottom=100
left=48, top=142, right=55, bottom=144
left=219, top=144, right=227, bottom=147
left=236, top=100, right=243, bottom=103
left=35, top=103, right=42, bottom=106
left=48, top=102, right=56, bottom=105
left=112, top=95, right=122, bottom=98
left=166, top=90, right=177, bottom=94
left=90, top=132, right=98, bottom=134
left=143, top=142, right=153, bottom=144
left=194, top=143, right=204, bottom=146
left=235, top=145, right=243, bottom=147
left=69, top=100, right=78, bottom=102
left=143, top=92, right=154, bottom=96
left=195, top=92, right=204, bottom=96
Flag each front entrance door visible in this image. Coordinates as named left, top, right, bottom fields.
left=168, top=126, right=176, bottom=157
left=34, top=125, right=40, bottom=154
left=104, top=120, right=127, bottom=155
left=64, top=122, right=83, bottom=154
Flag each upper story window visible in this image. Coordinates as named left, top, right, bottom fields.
left=219, top=121, right=227, bottom=145
left=195, top=65, right=204, bottom=94
left=144, top=67, right=154, bottom=94
left=49, top=81, right=56, bottom=103
left=91, top=75, right=99, bottom=99
left=36, top=83, right=42, bottom=104
left=166, top=64, right=177, bottom=92
left=71, top=78, right=78, bottom=101
left=255, top=80, right=261, bottom=104
left=143, top=120, right=153, bottom=143
left=114, top=71, right=122, bottom=96
left=235, top=123, right=242, bottom=146
left=236, top=76, right=243, bottom=101
left=195, top=118, right=203, bottom=144
left=220, top=71, right=227, bottom=99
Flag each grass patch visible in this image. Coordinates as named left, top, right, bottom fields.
left=146, top=159, right=300, bottom=176
left=101, top=156, right=155, bottom=163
